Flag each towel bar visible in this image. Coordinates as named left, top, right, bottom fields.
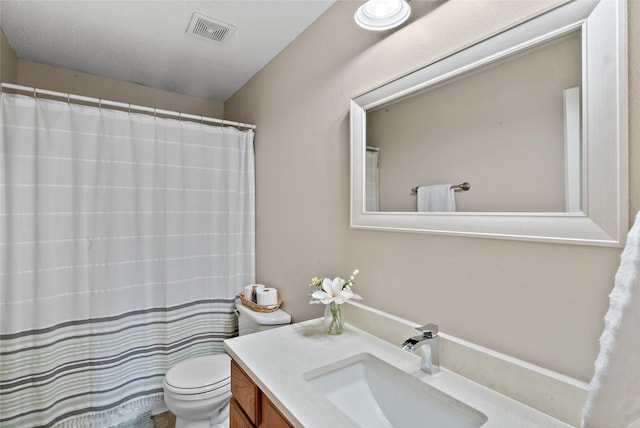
left=411, top=182, right=470, bottom=194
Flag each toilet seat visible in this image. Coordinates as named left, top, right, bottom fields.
left=163, top=381, right=230, bottom=402
left=164, top=354, right=230, bottom=396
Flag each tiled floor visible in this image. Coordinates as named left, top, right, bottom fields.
left=151, top=411, right=176, bottom=428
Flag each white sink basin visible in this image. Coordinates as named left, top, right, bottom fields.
left=304, top=353, right=488, bottom=428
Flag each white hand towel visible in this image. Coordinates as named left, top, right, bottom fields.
left=417, top=184, right=456, bottom=212
left=582, top=211, right=640, bottom=428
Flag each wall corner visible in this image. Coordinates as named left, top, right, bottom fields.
left=0, top=27, right=19, bottom=83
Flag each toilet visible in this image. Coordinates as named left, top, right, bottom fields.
left=162, top=301, right=291, bottom=428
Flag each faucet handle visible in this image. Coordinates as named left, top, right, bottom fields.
left=416, top=323, right=439, bottom=338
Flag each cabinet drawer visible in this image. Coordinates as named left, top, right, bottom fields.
left=231, top=359, right=260, bottom=424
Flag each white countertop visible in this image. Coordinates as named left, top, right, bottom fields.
left=223, top=319, right=572, bottom=428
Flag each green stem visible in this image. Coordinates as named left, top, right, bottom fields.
left=326, top=302, right=343, bottom=335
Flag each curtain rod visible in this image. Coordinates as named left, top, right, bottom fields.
left=0, top=82, right=256, bottom=130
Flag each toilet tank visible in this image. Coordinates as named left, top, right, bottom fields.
left=236, top=300, right=291, bottom=336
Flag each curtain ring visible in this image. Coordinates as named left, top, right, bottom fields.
left=153, top=107, right=157, bottom=117
left=33, top=88, right=37, bottom=99
left=200, top=115, right=204, bottom=124
left=128, top=104, right=132, bottom=114
left=67, top=93, right=71, bottom=105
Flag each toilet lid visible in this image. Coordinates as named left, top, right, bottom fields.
left=165, top=354, right=231, bottom=393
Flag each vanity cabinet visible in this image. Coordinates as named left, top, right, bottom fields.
left=230, top=359, right=293, bottom=428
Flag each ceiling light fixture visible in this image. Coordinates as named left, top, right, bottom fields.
left=354, top=0, right=411, bottom=31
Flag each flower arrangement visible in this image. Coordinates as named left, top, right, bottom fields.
left=309, top=269, right=360, bottom=334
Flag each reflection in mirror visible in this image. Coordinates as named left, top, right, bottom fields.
left=365, top=30, right=582, bottom=213
left=365, top=146, right=380, bottom=211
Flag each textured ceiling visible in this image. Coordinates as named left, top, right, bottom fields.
left=0, top=0, right=335, bottom=102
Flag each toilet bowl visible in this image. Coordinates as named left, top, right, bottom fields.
left=163, top=300, right=291, bottom=428
left=163, top=354, right=231, bottom=428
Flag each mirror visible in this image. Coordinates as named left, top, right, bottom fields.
left=366, top=30, right=581, bottom=213
left=350, top=0, right=627, bottom=246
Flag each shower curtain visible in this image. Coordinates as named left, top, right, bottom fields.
left=0, top=93, right=255, bottom=427
left=365, top=150, right=379, bottom=212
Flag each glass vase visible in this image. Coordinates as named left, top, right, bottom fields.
left=324, top=302, right=344, bottom=335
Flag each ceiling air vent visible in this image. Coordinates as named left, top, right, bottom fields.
left=186, top=13, right=236, bottom=44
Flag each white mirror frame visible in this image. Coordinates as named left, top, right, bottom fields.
left=350, top=0, right=628, bottom=246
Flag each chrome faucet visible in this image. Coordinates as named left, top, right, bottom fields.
left=401, top=323, right=440, bottom=375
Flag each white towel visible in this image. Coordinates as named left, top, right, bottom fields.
left=417, top=184, right=456, bottom=212
left=582, top=211, right=640, bottom=428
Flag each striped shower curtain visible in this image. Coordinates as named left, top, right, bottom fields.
left=0, top=93, right=255, bottom=427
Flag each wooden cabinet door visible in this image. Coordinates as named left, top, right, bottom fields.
left=231, top=359, right=260, bottom=425
left=231, top=358, right=293, bottom=428
left=230, top=397, right=255, bottom=428
left=258, top=394, right=293, bottom=428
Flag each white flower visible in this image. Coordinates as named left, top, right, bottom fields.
left=311, top=277, right=354, bottom=305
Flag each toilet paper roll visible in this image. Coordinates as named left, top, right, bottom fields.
left=244, top=284, right=265, bottom=302
left=256, top=287, right=278, bottom=307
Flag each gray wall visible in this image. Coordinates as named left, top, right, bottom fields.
left=225, top=0, right=640, bottom=382
left=2, top=54, right=223, bottom=119
left=1, top=28, right=18, bottom=83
